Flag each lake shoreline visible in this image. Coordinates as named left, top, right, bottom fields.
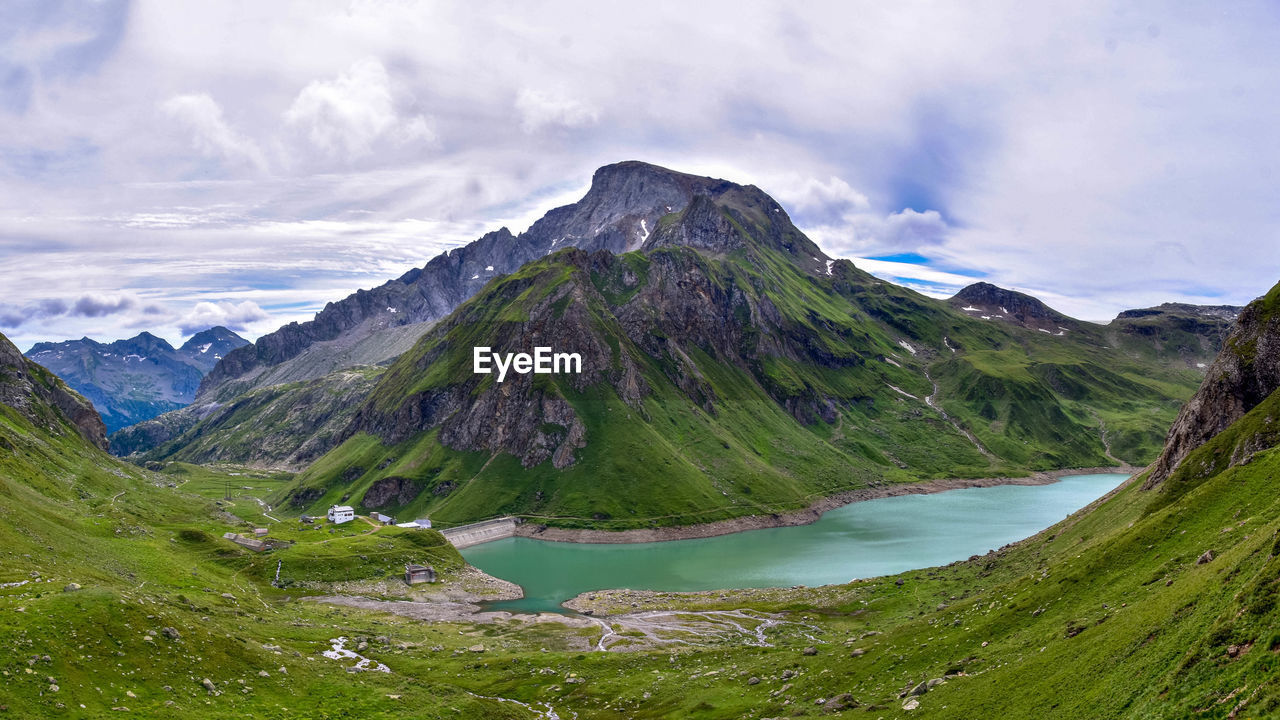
left=513, top=466, right=1136, bottom=545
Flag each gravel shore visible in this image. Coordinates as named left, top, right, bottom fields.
left=514, top=466, right=1135, bottom=544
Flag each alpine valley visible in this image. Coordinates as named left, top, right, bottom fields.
left=3, top=162, right=1279, bottom=718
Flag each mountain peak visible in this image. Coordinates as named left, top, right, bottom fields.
left=950, top=282, right=1076, bottom=332
left=200, top=161, right=823, bottom=397
left=118, top=331, right=175, bottom=355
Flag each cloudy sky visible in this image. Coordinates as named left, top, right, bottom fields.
left=2, top=1, right=1278, bottom=350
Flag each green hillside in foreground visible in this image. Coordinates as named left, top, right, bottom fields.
left=279, top=181, right=1204, bottom=529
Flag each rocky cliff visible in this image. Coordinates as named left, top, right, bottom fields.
left=1, top=331, right=108, bottom=450
left=1143, top=283, right=1280, bottom=488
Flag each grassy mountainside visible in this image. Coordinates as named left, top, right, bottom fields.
left=279, top=179, right=1203, bottom=529
left=111, top=366, right=385, bottom=470
left=0, top=330, right=483, bottom=718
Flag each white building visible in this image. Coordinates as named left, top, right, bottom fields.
left=327, top=505, right=355, bottom=524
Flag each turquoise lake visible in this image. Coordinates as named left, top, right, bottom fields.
left=461, top=473, right=1130, bottom=613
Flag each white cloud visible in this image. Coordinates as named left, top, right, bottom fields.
left=771, top=175, right=870, bottom=219
left=161, top=93, right=267, bottom=170
left=178, top=300, right=270, bottom=335
left=515, top=88, right=600, bottom=133
left=2, top=2, right=1279, bottom=350
left=284, top=57, right=434, bottom=159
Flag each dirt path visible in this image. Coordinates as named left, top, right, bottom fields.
left=923, top=366, right=995, bottom=460
left=1090, top=410, right=1128, bottom=467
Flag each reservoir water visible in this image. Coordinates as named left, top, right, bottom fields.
left=461, top=473, right=1129, bottom=613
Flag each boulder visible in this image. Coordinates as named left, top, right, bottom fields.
left=823, top=693, right=857, bottom=712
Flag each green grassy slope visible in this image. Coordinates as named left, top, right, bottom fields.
left=111, top=367, right=384, bottom=471
left=0, top=351, right=483, bottom=718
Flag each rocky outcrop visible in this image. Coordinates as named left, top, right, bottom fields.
left=362, top=476, right=422, bottom=508
left=1115, top=303, right=1241, bottom=323
left=1144, top=284, right=1280, bottom=488
left=0, top=331, right=108, bottom=451
left=198, top=161, right=740, bottom=399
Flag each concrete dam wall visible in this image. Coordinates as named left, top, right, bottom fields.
left=441, top=516, right=518, bottom=548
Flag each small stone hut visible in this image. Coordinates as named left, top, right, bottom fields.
left=404, top=564, right=436, bottom=585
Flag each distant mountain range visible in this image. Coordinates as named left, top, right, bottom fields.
left=25, top=327, right=247, bottom=432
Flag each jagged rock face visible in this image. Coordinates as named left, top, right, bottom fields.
left=25, top=327, right=248, bottom=432
left=350, top=211, right=858, bottom=471
left=0, top=332, right=108, bottom=451
left=1144, top=286, right=1280, bottom=488
left=362, top=476, right=422, bottom=509
left=949, top=282, right=1076, bottom=333
left=199, top=161, right=737, bottom=398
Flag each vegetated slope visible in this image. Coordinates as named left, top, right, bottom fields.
left=278, top=172, right=1203, bottom=529
left=25, top=327, right=247, bottom=432
left=786, top=279, right=1280, bottom=717
left=0, top=329, right=475, bottom=717
left=111, top=366, right=384, bottom=470
left=524, top=279, right=1280, bottom=718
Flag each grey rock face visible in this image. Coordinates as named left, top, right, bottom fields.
left=1144, top=288, right=1280, bottom=488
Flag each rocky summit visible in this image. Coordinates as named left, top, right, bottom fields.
left=198, top=161, right=751, bottom=400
